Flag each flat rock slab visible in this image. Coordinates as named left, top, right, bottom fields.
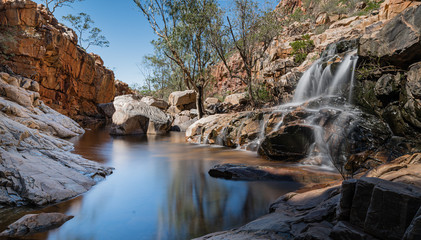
left=0, top=213, right=73, bottom=237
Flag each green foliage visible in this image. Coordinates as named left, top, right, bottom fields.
left=356, top=0, right=384, bottom=16
left=134, top=0, right=222, bottom=117
left=136, top=47, right=186, bottom=100
left=62, top=13, right=109, bottom=50
left=289, top=34, right=315, bottom=64
left=290, top=8, right=307, bottom=22
left=42, top=0, right=84, bottom=14
left=255, top=84, right=272, bottom=102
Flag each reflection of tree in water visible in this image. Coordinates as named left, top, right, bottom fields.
left=158, top=158, right=279, bottom=240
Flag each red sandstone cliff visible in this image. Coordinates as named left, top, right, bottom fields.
left=0, top=0, right=115, bottom=120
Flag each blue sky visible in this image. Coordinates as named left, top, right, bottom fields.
left=32, top=0, right=279, bottom=86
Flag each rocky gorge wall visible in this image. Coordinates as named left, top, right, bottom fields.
left=0, top=0, right=116, bottom=121
left=189, top=2, right=421, bottom=177
left=210, top=0, right=421, bottom=102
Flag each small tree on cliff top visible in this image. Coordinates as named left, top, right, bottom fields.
left=134, top=0, right=220, bottom=119
left=62, top=13, right=110, bottom=51
left=43, top=0, right=84, bottom=14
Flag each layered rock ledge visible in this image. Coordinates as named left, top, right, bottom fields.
left=0, top=71, right=112, bottom=207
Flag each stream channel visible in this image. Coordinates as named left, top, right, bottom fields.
left=1, top=127, right=307, bottom=240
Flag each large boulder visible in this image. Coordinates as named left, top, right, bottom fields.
left=168, top=90, right=196, bottom=113
left=0, top=1, right=115, bottom=119
left=0, top=213, right=73, bottom=237
left=0, top=72, right=112, bottom=207
left=359, top=4, right=421, bottom=68
left=110, top=94, right=173, bottom=135
left=141, top=96, right=169, bottom=110
left=224, top=92, right=248, bottom=105
left=258, top=124, right=315, bottom=161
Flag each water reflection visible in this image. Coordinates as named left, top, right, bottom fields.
left=1, top=128, right=301, bottom=239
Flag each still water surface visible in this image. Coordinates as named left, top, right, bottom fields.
left=3, top=127, right=302, bottom=239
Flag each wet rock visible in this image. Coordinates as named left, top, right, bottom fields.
left=258, top=124, right=315, bottom=161
left=374, top=74, right=400, bottom=97
left=110, top=94, right=172, bottom=135
left=168, top=90, right=196, bottom=112
left=0, top=213, right=73, bottom=237
left=208, top=164, right=294, bottom=181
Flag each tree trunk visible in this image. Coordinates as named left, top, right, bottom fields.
left=196, top=85, right=204, bottom=119
left=247, top=79, right=255, bottom=106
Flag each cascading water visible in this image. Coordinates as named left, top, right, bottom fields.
left=271, top=48, right=360, bottom=169
left=192, top=43, right=362, bottom=172
left=293, top=50, right=359, bottom=103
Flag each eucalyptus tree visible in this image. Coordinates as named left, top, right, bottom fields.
left=62, top=13, right=110, bottom=50
left=141, top=44, right=186, bottom=99
left=133, top=0, right=220, bottom=118
left=208, top=0, right=281, bottom=105
left=42, top=0, right=84, bottom=14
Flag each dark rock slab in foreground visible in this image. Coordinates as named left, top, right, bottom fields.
left=197, top=155, right=421, bottom=240
left=0, top=213, right=73, bottom=237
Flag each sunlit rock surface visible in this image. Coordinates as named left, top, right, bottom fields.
left=359, top=4, right=421, bottom=67
left=0, top=0, right=115, bottom=120
left=0, top=71, right=112, bottom=207
left=110, top=94, right=173, bottom=135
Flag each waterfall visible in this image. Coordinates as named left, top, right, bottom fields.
left=293, top=50, right=358, bottom=103
left=271, top=48, right=360, bottom=169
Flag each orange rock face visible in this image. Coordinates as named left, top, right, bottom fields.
left=0, top=0, right=115, bottom=119
left=115, top=80, right=133, bottom=96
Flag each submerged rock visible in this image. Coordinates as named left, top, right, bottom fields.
left=110, top=94, right=173, bottom=135
left=0, top=213, right=73, bottom=237
left=0, top=72, right=112, bottom=207
left=208, top=163, right=340, bottom=183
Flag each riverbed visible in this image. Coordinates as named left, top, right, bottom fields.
left=1, top=127, right=303, bottom=239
